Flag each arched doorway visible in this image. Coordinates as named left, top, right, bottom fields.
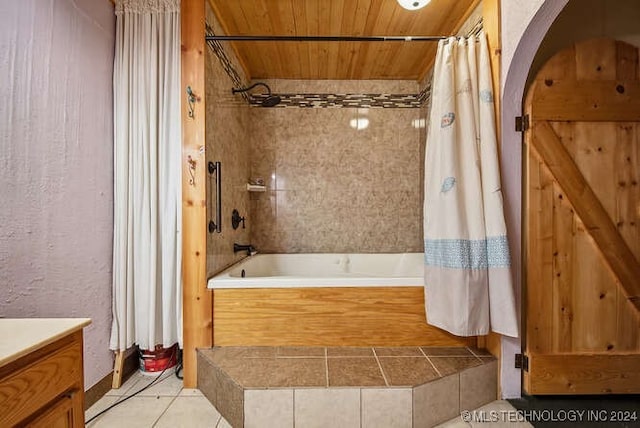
left=499, top=0, right=569, bottom=399
left=523, top=38, right=640, bottom=394
left=501, top=0, right=640, bottom=398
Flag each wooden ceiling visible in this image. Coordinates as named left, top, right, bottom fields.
left=207, top=0, right=480, bottom=81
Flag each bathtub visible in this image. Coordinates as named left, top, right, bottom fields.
left=208, top=252, right=472, bottom=348
left=207, top=253, right=424, bottom=289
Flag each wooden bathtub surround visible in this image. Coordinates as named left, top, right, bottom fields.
left=181, top=0, right=211, bottom=388
left=524, top=38, right=640, bottom=395
left=213, top=287, right=475, bottom=347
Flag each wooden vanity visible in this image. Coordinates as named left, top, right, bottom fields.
left=0, top=318, right=91, bottom=427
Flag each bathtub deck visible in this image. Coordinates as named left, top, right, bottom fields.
left=197, top=346, right=497, bottom=427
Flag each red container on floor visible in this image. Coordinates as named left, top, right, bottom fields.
left=139, top=344, right=178, bottom=374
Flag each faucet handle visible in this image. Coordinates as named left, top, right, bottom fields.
left=232, top=209, right=245, bottom=230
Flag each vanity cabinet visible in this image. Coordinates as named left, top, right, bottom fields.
left=0, top=319, right=90, bottom=427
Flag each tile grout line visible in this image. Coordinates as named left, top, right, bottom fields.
left=324, top=347, right=329, bottom=388
left=467, top=347, right=486, bottom=363
left=420, top=347, right=443, bottom=378
left=213, top=414, right=222, bottom=428
left=371, top=348, right=389, bottom=387
left=359, top=387, right=363, bottom=428
left=150, top=393, right=180, bottom=428
left=292, top=388, right=296, bottom=428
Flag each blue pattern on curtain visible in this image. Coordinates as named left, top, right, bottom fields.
left=424, top=236, right=511, bottom=269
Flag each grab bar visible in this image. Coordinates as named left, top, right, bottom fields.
left=208, top=161, right=222, bottom=233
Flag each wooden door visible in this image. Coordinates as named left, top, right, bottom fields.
left=524, top=38, right=640, bottom=394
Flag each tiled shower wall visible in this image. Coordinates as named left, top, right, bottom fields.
left=249, top=80, right=425, bottom=254
left=205, top=5, right=252, bottom=277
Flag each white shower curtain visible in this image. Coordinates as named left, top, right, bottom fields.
left=110, top=0, right=182, bottom=351
left=423, top=32, right=518, bottom=337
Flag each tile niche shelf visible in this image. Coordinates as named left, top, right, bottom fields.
left=197, top=346, right=497, bottom=428
left=246, top=184, right=266, bottom=192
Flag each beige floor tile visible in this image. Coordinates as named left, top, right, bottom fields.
left=119, top=372, right=183, bottom=397
left=154, top=396, right=221, bottom=428
left=216, top=417, right=232, bottom=428
left=180, top=388, right=204, bottom=397
left=85, top=396, right=119, bottom=421
left=244, top=389, right=294, bottom=428
left=294, top=388, right=360, bottom=428
left=361, top=388, right=412, bottom=428
left=85, top=396, right=174, bottom=428
left=106, top=372, right=146, bottom=396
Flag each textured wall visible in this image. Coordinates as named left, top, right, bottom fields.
left=0, top=0, right=115, bottom=389
left=249, top=80, right=424, bottom=254
left=205, top=5, right=252, bottom=277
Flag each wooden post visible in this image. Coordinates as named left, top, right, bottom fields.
left=111, top=351, right=125, bottom=389
left=181, top=0, right=211, bottom=388
left=481, top=0, right=503, bottom=397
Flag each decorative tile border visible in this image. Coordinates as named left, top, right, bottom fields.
left=205, top=19, right=481, bottom=109
left=250, top=92, right=423, bottom=108
left=205, top=23, right=426, bottom=109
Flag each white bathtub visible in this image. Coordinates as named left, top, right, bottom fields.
left=207, top=253, right=424, bottom=289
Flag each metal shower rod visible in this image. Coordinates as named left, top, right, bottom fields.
left=205, top=35, right=447, bottom=42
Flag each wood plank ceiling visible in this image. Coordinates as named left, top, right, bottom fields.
left=207, top=0, right=480, bottom=81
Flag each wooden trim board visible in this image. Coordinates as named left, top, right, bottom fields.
left=530, top=80, right=640, bottom=122
left=213, top=287, right=475, bottom=347
left=181, top=0, right=211, bottom=389
left=524, top=353, right=640, bottom=394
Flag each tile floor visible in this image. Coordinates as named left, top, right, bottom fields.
left=85, top=370, right=532, bottom=427
left=85, top=371, right=229, bottom=428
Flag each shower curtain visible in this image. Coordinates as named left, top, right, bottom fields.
left=110, top=0, right=182, bottom=352
left=423, top=32, right=518, bottom=337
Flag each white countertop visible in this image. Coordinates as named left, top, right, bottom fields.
left=0, top=318, right=91, bottom=367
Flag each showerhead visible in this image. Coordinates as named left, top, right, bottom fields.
left=231, top=82, right=281, bottom=107
left=261, top=94, right=282, bottom=107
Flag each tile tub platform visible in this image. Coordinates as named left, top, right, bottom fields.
left=197, top=346, right=497, bottom=428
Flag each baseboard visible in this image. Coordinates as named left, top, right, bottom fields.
left=85, top=349, right=139, bottom=410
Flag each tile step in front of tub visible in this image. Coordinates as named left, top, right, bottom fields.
left=197, top=346, right=497, bottom=428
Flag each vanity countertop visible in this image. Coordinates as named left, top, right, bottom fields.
left=0, top=318, right=91, bottom=367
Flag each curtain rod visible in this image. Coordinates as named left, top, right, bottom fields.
left=205, top=35, right=447, bottom=42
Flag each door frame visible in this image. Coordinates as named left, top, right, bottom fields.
left=499, top=0, right=570, bottom=398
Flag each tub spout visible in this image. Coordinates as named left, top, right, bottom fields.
left=234, top=243, right=255, bottom=256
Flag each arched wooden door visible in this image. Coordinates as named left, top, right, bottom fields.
left=524, top=38, right=640, bottom=394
